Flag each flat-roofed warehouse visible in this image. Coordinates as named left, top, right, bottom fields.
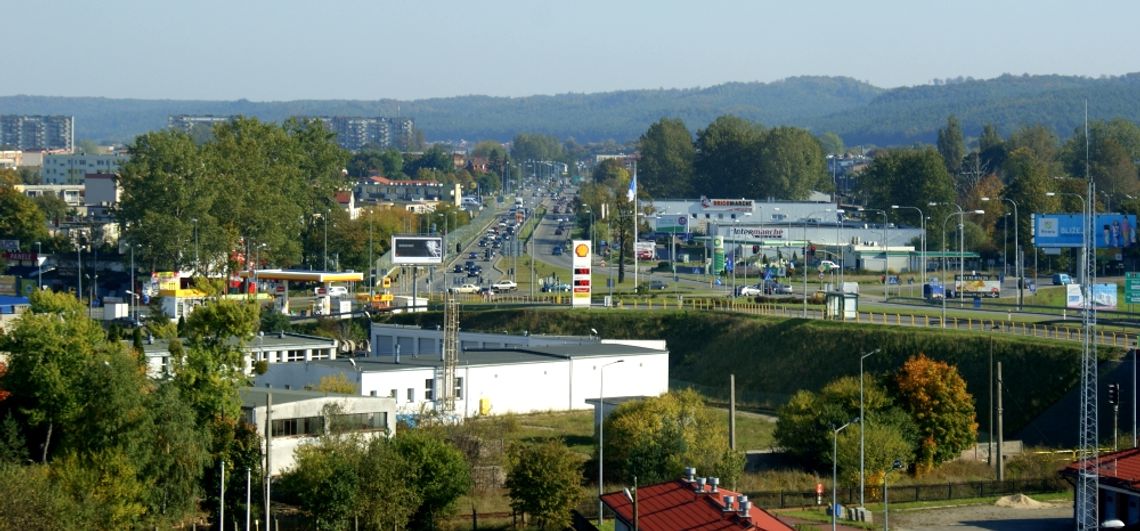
left=256, top=341, right=668, bottom=418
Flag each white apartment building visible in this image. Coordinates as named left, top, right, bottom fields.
left=42, top=153, right=127, bottom=185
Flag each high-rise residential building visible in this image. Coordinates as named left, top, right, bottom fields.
left=0, top=115, right=74, bottom=151
left=42, top=153, right=128, bottom=185
left=167, top=114, right=416, bottom=152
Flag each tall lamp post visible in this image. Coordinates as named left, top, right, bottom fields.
left=35, top=241, right=42, bottom=289
left=940, top=209, right=985, bottom=327
left=882, top=459, right=904, bottom=531
left=891, top=205, right=926, bottom=286
left=597, top=359, right=625, bottom=526
left=859, top=208, right=888, bottom=300
left=858, top=348, right=881, bottom=507
left=832, top=417, right=859, bottom=531
left=982, top=196, right=1021, bottom=309
left=803, top=209, right=833, bottom=317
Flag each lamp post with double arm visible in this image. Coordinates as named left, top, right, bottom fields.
left=940, top=208, right=985, bottom=327
left=803, top=209, right=833, bottom=317
left=832, top=417, right=859, bottom=531
left=891, top=205, right=926, bottom=286
left=859, top=348, right=881, bottom=507
left=982, top=196, right=1021, bottom=309
left=597, top=359, right=625, bottom=526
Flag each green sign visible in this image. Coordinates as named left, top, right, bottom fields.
left=1127, top=272, right=1140, bottom=304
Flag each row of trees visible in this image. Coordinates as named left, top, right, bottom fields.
left=862, top=116, right=1140, bottom=266
left=0, top=291, right=262, bottom=527
left=638, top=117, right=830, bottom=201
left=775, top=354, right=976, bottom=483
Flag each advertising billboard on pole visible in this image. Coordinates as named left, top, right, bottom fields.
left=571, top=240, right=591, bottom=307
left=391, top=236, right=444, bottom=265
left=1034, top=214, right=1138, bottom=249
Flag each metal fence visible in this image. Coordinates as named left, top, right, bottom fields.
left=745, top=477, right=1065, bottom=509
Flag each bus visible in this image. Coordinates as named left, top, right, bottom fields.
left=953, top=273, right=1001, bottom=298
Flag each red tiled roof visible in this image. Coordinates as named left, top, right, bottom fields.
left=1064, top=447, right=1140, bottom=492
left=600, top=479, right=793, bottom=531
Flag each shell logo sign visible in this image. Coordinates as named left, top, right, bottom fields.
left=570, top=240, right=591, bottom=307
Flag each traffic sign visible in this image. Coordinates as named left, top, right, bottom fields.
left=1127, top=272, right=1140, bottom=303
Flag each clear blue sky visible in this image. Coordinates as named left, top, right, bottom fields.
left=9, top=0, right=1140, bottom=101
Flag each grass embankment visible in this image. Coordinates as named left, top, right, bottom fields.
left=386, top=308, right=1121, bottom=439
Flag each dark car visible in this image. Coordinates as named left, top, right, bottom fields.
left=452, top=264, right=464, bottom=273
left=468, top=252, right=479, bottom=259
left=646, top=280, right=668, bottom=290
left=763, top=280, right=793, bottom=295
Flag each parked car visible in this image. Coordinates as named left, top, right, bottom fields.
left=640, top=280, right=668, bottom=291
left=492, top=279, right=518, bottom=291
left=452, top=264, right=464, bottom=273
left=314, top=285, right=349, bottom=297
left=449, top=283, right=481, bottom=294
left=818, top=260, right=840, bottom=271
left=468, top=251, right=479, bottom=260
left=1052, top=273, right=1073, bottom=285
left=542, top=283, right=571, bottom=292
left=552, top=246, right=563, bottom=256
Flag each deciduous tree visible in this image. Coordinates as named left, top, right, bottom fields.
left=638, top=118, right=695, bottom=198
left=894, top=353, right=977, bottom=472
left=505, top=440, right=583, bottom=529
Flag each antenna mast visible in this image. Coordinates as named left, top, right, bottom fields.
left=1076, top=99, right=1100, bottom=530
left=440, top=294, right=459, bottom=412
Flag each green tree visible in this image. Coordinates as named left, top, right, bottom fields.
left=936, top=115, right=966, bottom=176
left=1006, top=124, right=1060, bottom=170
left=278, top=436, right=361, bottom=529
left=818, top=131, right=845, bottom=156
left=834, top=422, right=913, bottom=489
left=404, top=145, right=454, bottom=175
left=775, top=375, right=897, bottom=466
left=978, top=123, right=1006, bottom=171
left=357, top=436, right=420, bottom=529
left=856, top=147, right=956, bottom=232
left=0, top=185, right=50, bottom=246
left=505, top=440, right=583, bottom=529
left=757, top=126, right=828, bottom=199
left=1004, top=147, right=1061, bottom=255
left=894, top=354, right=977, bottom=472
left=605, top=389, right=744, bottom=485
left=392, top=429, right=472, bottom=527
left=510, top=133, right=564, bottom=162
left=1062, top=119, right=1140, bottom=201
left=638, top=118, right=695, bottom=198
left=0, top=462, right=85, bottom=529
left=693, top=115, right=764, bottom=198
left=32, top=193, right=70, bottom=227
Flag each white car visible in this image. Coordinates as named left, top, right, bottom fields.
left=492, top=279, right=518, bottom=291
left=314, top=285, right=349, bottom=297
left=449, top=283, right=481, bottom=294
left=738, top=285, right=763, bottom=297
left=818, top=260, right=840, bottom=271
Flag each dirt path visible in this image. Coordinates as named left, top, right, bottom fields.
left=889, top=500, right=1072, bottom=531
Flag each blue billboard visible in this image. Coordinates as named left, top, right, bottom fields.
left=1034, top=213, right=1138, bottom=249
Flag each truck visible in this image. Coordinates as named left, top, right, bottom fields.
left=953, top=273, right=1001, bottom=298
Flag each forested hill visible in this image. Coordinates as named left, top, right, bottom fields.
left=3, top=73, right=1140, bottom=146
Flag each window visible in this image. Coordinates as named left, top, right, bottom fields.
left=390, top=389, right=397, bottom=399
left=455, top=377, right=464, bottom=400
left=424, top=378, right=435, bottom=401
left=271, top=416, right=324, bottom=437
left=369, top=390, right=377, bottom=397
left=407, top=388, right=415, bottom=402
left=333, top=412, right=388, bottom=432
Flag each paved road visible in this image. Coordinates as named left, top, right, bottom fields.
left=889, top=501, right=1072, bottom=531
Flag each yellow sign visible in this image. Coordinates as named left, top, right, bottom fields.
left=574, top=244, right=589, bottom=258
left=382, top=276, right=392, bottom=288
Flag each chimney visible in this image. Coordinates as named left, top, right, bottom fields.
left=722, top=495, right=735, bottom=512
left=709, top=477, right=719, bottom=493
left=278, top=330, right=285, bottom=339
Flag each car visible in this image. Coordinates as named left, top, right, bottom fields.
left=542, top=283, right=571, bottom=292
left=738, top=285, right=763, bottom=297
left=818, top=260, right=840, bottom=271
left=449, top=283, right=481, bottom=294
left=492, top=279, right=518, bottom=291
left=552, top=246, right=563, bottom=256
left=452, top=264, right=464, bottom=273
left=763, top=281, right=793, bottom=295
left=468, top=251, right=479, bottom=260
left=554, top=228, right=563, bottom=236
left=1053, top=273, right=1073, bottom=285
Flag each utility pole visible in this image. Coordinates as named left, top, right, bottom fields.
left=996, top=361, right=1004, bottom=481
left=729, top=374, right=736, bottom=451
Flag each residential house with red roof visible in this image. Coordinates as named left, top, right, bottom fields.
left=1063, top=447, right=1140, bottom=526
left=599, top=469, right=793, bottom=531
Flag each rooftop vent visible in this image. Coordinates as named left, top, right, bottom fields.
left=738, top=499, right=752, bottom=519
left=709, top=477, right=719, bottom=493
left=695, top=477, right=707, bottom=492
left=722, top=495, right=735, bottom=512
left=684, top=467, right=696, bottom=482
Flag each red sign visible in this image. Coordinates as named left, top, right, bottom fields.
left=815, top=483, right=824, bottom=495
left=573, top=287, right=590, bottom=293
left=275, top=285, right=286, bottom=294
left=2, top=252, right=38, bottom=261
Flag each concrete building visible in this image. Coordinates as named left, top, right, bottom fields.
left=355, top=176, right=459, bottom=204
left=136, top=331, right=340, bottom=379
left=240, top=387, right=395, bottom=476
left=0, top=115, right=74, bottom=151
left=315, top=116, right=415, bottom=151
left=42, top=153, right=127, bottom=185
left=168, top=115, right=232, bottom=135
left=84, top=173, right=120, bottom=216
left=256, top=340, right=669, bottom=418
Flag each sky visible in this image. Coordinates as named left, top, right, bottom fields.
left=8, top=0, right=1140, bottom=102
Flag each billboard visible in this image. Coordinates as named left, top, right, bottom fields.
left=1034, top=213, right=1138, bottom=249
left=1066, top=283, right=1120, bottom=310
left=571, top=240, right=591, bottom=307
left=391, top=236, right=444, bottom=265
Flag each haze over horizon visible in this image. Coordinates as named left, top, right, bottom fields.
left=7, top=0, right=1140, bottom=102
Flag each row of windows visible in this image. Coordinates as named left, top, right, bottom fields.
left=369, top=378, right=466, bottom=403
left=271, top=411, right=389, bottom=437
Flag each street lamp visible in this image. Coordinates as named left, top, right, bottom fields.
left=803, top=209, right=833, bottom=317
left=598, top=359, right=625, bottom=526
left=982, top=196, right=1021, bottom=310
left=75, top=240, right=83, bottom=304
left=35, top=241, right=41, bottom=290
left=859, top=208, right=889, bottom=300
left=323, top=209, right=329, bottom=271
left=882, top=459, right=904, bottom=531
left=891, top=205, right=926, bottom=287
left=191, top=218, right=199, bottom=275
left=940, top=209, right=985, bottom=327
left=832, top=417, right=860, bottom=531
left=1045, top=192, right=1087, bottom=286
left=858, top=348, right=881, bottom=507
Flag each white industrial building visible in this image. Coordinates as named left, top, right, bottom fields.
left=137, top=331, right=341, bottom=378
left=256, top=339, right=669, bottom=418
left=369, top=323, right=664, bottom=357
left=240, top=387, right=396, bottom=476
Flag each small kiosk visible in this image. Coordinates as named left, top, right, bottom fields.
left=824, top=290, right=859, bottom=320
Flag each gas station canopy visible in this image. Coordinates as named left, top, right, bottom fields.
left=237, top=269, right=364, bottom=283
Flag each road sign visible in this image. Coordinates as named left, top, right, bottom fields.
left=1128, top=273, right=1140, bottom=304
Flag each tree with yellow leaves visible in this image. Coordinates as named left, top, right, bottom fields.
left=895, top=353, right=977, bottom=472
